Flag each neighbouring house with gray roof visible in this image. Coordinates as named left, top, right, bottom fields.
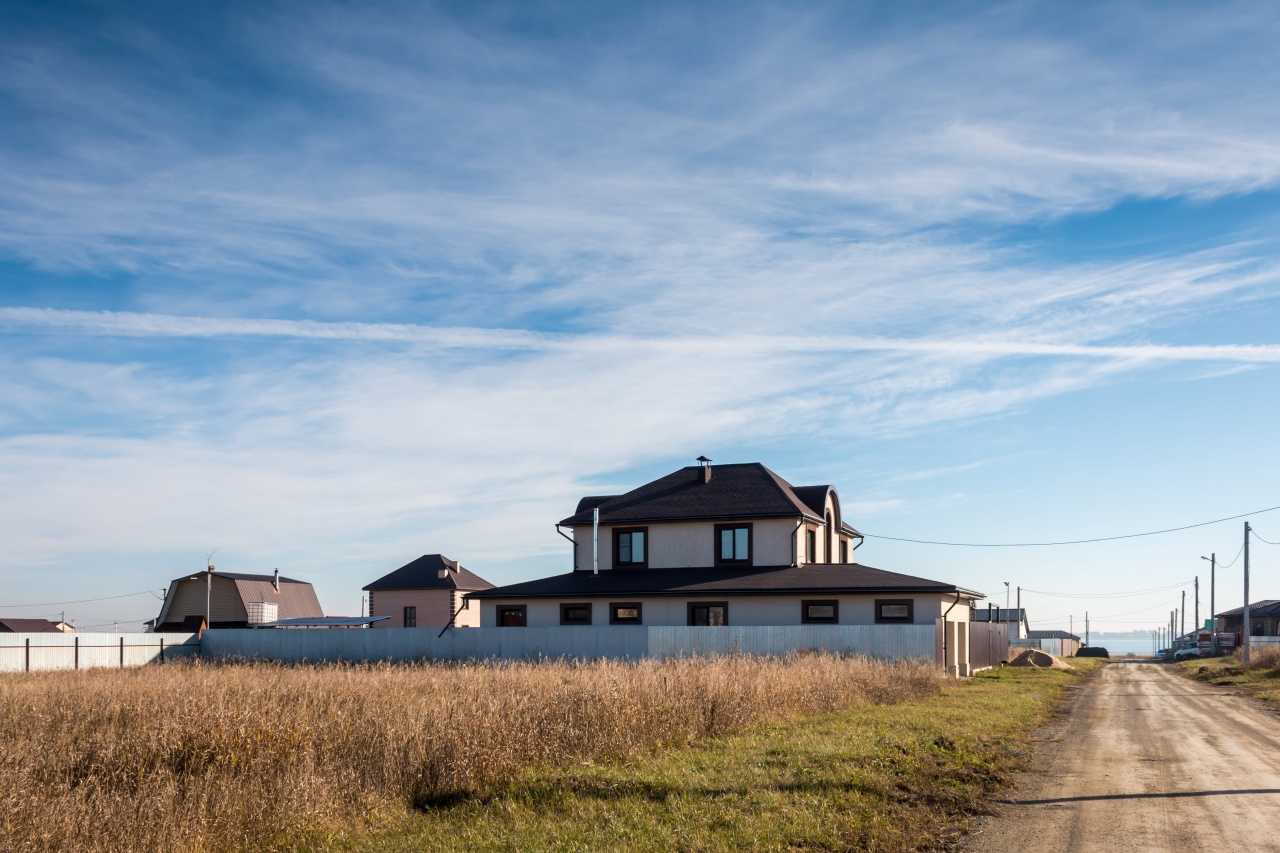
left=152, top=567, right=324, bottom=632
left=1216, top=600, right=1280, bottom=637
left=971, top=607, right=1030, bottom=642
left=469, top=459, right=983, bottom=630
left=363, top=554, right=494, bottom=629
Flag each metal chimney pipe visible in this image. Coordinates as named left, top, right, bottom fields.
left=593, top=506, right=600, bottom=575
left=273, top=568, right=280, bottom=592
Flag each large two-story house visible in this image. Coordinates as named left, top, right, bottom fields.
left=469, top=459, right=982, bottom=629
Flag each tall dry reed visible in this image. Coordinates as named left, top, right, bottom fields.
left=0, top=654, right=939, bottom=852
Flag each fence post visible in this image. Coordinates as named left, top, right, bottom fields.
left=120, top=636, right=124, bottom=668
left=74, top=636, right=79, bottom=670
left=25, top=638, right=30, bottom=672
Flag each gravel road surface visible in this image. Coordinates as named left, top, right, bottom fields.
left=965, top=660, right=1280, bottom=852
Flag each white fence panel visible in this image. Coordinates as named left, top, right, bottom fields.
left=647, top=625, right=937, bottom=661
left=202, top=624, right=936, bottom=664
left=0, top=633, right=199, bottom=673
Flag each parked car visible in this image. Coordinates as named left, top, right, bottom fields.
left=1174, top=646, right=1200, bottom=660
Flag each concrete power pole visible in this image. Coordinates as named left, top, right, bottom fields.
left=1181, top=590, right=1186, bottom=639
left=1243, top=522, right=1252, bottom=667
left=1194, top=577, right=1199, bottom=634
left=1085, top=611, right=1089, bottom=647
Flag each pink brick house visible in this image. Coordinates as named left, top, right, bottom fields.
left=363, top=554, right=494, bottom=629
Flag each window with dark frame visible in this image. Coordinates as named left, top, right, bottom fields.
left=687, top=602, right=728, bottom=626
left=874, top=599, right=914, bottom=623
left=497, top=605, right=527, bottom=627
left=609, top=602, right=643, bottom=624
left=559, top=603, right=592, bottom=625
left=806, top=528, right=817, bottom=563
left=403, top=606, right=416, bottom=628
left=801, top=599, right=838, bottom=624
left=714, top=523, right=752, bottom=565
left=839, top=539, right=848, bottom=563
left=614, top=527, right=648, bottom=568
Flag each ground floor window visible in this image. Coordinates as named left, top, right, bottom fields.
left=560, top=603, right=592, bottom=625
left=688, top=602, right=728, bottom=626
left=609, top=602, right=643, bottom=624
left=801, top=599, right=838, bottom=624
left=403, top=606, right=416, bottom=628
left=874, top=599, right=913, bottom=623
left=498, top=605, right=527, bottom=627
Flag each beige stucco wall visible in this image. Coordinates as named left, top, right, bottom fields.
left=571, top=518, right=802, bottom=570
left=479, top=593, right=978, bottom=628
left=370, top=588, right=481, bottom=628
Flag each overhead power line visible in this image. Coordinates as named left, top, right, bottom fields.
left=0, top=590, right=162, bottom=608
left=1020, top=580, right=1192, bottom=599
left=1253, top=528, right=1279, bottom=545
left=863, top=503, right=1280, bottom=547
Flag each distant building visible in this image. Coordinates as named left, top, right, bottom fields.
left=0, top=618, right=63, bottom=633
left=363, top=554, right=494, bottom=629
left=152, top=567, right=323, bottom=631
left=1026, top=629, right=1082, bottom=658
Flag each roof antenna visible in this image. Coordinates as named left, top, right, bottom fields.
left=697, top=455, right=713, bottom=484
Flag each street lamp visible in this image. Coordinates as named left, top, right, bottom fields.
left=1201, top=554, right=1216, bottom=655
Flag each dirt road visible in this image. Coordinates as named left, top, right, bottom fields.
left=966, top=660, right=1280, bottom=852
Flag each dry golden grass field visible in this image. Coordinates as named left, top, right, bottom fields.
left=0, top=654, right=944, bottom=852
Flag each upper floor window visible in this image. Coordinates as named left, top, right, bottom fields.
left=806, top=528, right=817, bottom=563
left=614, top=527, right=647, bottom=568
left=839, top=539, right=848, bottom=563
left=715, top=523, right=752, bottom=566
left=403, top=606, right=416, bottom=628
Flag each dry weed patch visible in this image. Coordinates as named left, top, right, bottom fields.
left=0, top=653, right=939, bottom=852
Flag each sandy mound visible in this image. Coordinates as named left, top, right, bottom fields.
left=1009, top=648, right=1076, bottom=670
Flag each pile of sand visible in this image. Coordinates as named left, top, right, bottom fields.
left=1009, top=648, right=1076, bottom=670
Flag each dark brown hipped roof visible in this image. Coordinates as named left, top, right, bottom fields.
left=469, top=562, right=975, bottom=599
left=0, top=618, right=62, bottom=633
left=363, top=554, right=495, bottom=592
left=559, top=463, right=856, bottom=529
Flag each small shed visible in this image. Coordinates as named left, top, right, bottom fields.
left=363, top=554, right=494, bottom=629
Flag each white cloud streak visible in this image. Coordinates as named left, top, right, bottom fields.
left=5, top=306, right=1280, bottom=363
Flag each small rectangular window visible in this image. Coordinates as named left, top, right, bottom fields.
left=839, top=539, right=848, bottom=563
left=875, top=599, right=913, bottom=623
left=609, top=602, right=643, bottom=625
left=614, top=527, right=648, bottom=568
left=801, top=600, right=838, bottom=624
left=403, top=606, right=416, bottom=628
left=560, top=603, right=592, bottom=625
left=714, top=523, right=752, bottom=566
left=497, top=605, right=527, bottom=627
left=688, top=602, right=728, bottom=626
left=806, top=528, right=817, bottom=563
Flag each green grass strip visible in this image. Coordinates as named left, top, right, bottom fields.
left=315, top=661, right=1098, bottom=852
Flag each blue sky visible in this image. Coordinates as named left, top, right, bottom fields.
left=2, top=1, right=1279, bottom=634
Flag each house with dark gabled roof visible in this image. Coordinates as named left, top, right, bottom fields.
left=469, top=459, right=983, bottom=630
left=363, top=554, right=494, bottom=629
